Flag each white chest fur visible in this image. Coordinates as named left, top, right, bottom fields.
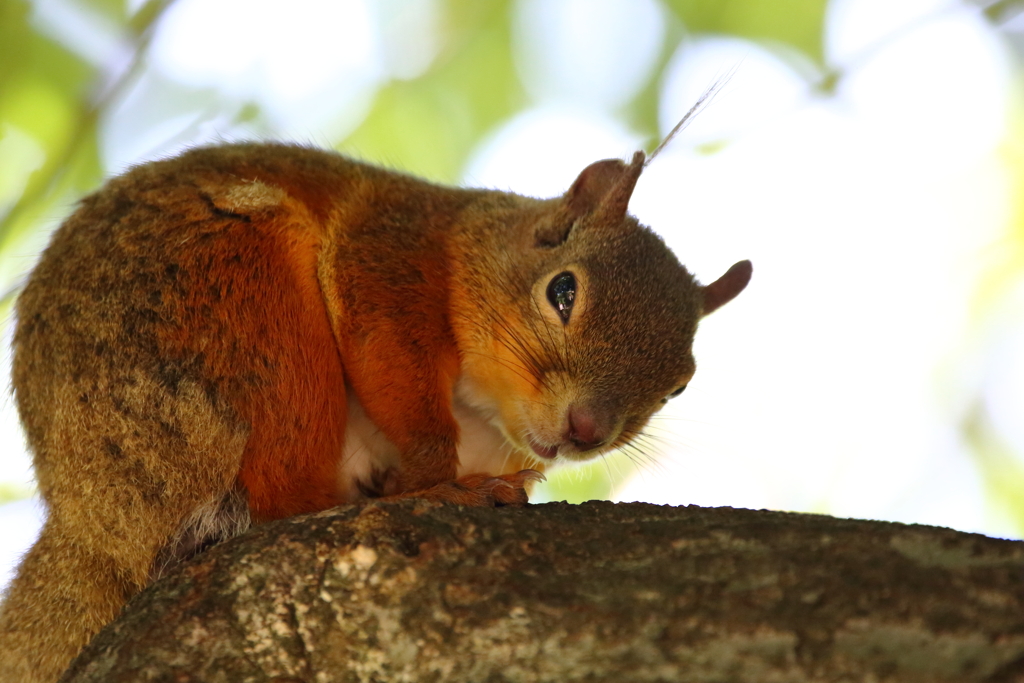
left=336, top=377, right=518, bottom=500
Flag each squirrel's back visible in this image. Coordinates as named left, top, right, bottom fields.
left=14, top=143, right=504, bottom=523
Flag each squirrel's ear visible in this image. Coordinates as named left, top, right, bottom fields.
left=701, top=260, right=752, bottom=316
left=565, top=151, right=645, bottom=220
left=537, top=152, right=645, bottom=247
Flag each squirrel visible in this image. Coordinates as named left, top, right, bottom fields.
left=0, top=142, right=750, bottom=682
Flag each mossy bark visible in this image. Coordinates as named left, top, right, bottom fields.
left=61, top=500, right=1024, bottom=682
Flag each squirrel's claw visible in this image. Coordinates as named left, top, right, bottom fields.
left=399, top=469, right=545, bottom=507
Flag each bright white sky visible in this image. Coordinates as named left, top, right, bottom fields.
left=2, top=0, right=1022, bottom=590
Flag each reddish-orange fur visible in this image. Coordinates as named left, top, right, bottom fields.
left=139, top=149, right=498, bottom=519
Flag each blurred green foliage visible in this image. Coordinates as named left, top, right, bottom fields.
left=341, top=0, right=526, bottom=181
left=0, top=482, right=33, bottom=506
left=966, top=109, right=1024, bottom=535
left=963, top=405, right=1024, bottom=533
left=664, top=0, right=827, bottom=63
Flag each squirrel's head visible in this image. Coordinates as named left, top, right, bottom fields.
left=454, top=151, right=751, bottom=467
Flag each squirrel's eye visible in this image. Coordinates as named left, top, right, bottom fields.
left=662, top=385, right=687, bottom=404
left=546, top=272, right=576, bottom=323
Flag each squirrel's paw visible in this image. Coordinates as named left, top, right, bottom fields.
left=414, top=470, right=546, bottom=507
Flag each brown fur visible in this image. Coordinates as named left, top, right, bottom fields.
left=0, top=143, right=749, bottom=682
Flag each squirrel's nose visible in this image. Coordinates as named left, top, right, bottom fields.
left=566, top=406, right=605, bottom=450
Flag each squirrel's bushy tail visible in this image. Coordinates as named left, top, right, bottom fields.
left=0, top=370, right=251, bottom=682
left=0, top=520, right=133, bottom=683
